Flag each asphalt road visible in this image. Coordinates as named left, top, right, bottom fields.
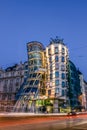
left=0, top=114, right=87, bottom=130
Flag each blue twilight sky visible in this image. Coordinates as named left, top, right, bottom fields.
left=0, top=0, right=87, bottom=80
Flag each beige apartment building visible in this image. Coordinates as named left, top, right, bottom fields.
left=0, top=62, right=25, bottom=112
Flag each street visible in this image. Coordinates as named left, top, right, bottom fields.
left=0, top=113, right=87, bottom=130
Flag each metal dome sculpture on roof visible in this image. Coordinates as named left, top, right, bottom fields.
left=50, top=36, right=65, bottom=46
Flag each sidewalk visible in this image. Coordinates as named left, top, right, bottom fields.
left=0, top=112, right=67, bottom=117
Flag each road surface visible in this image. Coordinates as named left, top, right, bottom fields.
left=0, top=113, right=87, bottom=130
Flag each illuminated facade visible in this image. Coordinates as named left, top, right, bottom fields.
left=46, top=38, right=69, bottom=112
left=14, top=37, right=83, bottom=113
left=26, top=41, right=46, bottom=98
left=14, top=41, right=47, bottom=112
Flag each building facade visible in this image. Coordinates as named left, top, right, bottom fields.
left=0, top=37, right=86, bottom=113
left=0, top=62, right=25, bottom=112
left=14, top=41, right=47, bottom=112
left=67, top=61, right=81, bottom=110
left=78, top=70, right=87, bottom=110
left=46, top=37, right=69, bottom=112
left=84, top=80, right=87, bottom=110
left=14, top=38, right=70, bottom=113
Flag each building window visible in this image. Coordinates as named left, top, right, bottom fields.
left=48, top=90, right=51, bottom=95
left=16, top=78, right=20, bottom=83
left=49, top=57, right=52, bottom=62
left=62, top=47, right=65, bottom=54
left=8, top=94, right=11, bottom=100
left=6, top=72, right=9, bottom=77
left=35, top=80, right=39, bottom=85
left=29, top=67, right=33, bottom=72
left=34, top=66, right=38, bottom=71
left=55, top=56, right=59, bottom=62
left=55, top=80, right=59, bottom=86
left=61, top=56, right=65, bottom=62
left=2, top=94, right=6, bottom=100
left=34, top=59, right=42, bottom=65
left=55, top=71, right=59, bottom=78
left=61, top=65, right=65, bottom=71
left=11, top=71, right=14, bottom=76
left=62, top=90, right=65, bottom=96
left=33, top=73, right=37, bottom=78
left=61, top=73, right=65, bottom=79
left=5, top=80, right=8, bottom=84
left=55, top=63, right=59, bottom=69
left=71, top=79, right=74, bottom=84
left=31, top=53, right=41, bottom=59
left=62, top=81, right=66, bottom=88
left=9, top=86, right=12, bottom=92
left=28, top=46, right=32, bottom=52
left=50, top=73, right=53, bottom=80
left=30, top=80, right=34, bottom=85
left=29, top=60, right=33, bottom=66
left=55, top=88, right=59, bottom=93
left=48, top=48, right=51, bottom=55
left=15, top=82, right=19, bottom=86
left=16, top=87, right=19, bottom=92
left=55, top=47, right=58, bottom=54
left=50, top=65, right=52, bottom=71
left=3, top=86, right=7, bottom=92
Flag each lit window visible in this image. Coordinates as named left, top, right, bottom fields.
left=55, top=80, right=59, bottom=86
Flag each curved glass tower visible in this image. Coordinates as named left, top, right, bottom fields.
left=14, top=41, right=46, bottom=112
left=25, top=41, right=46, bottom=98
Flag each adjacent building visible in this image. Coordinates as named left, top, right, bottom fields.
left=84, top=80, right=87, bottom=110
left=0, top=62, right=25, bottom=112
left=67, top=61, right=82, bottom=110
left=78, top=70, right=87, bottom=110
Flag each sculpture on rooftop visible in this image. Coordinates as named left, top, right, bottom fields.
left=50, top=36, right=64, bottom=44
